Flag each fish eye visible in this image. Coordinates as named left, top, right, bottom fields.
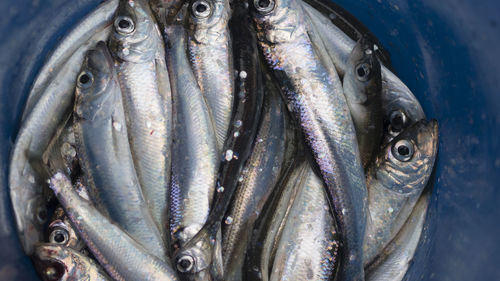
left=355, top=63, right=371, bottom=81
left=254, top=0, right=275, bottom=14
left=49, top=228, right=69, bottom=245
left=35, top=205, right=48, bottom=224
left=176, top=255, right=195, bottom=273
left=191, top=0, right=211, bottom=19
left=392, top=139, right=414, bottom=162
left=44, top=263, right=64, bottom=281
left=77, top=71, right=94, bottom=89
left=389, top=110, right=407, bottom=133
left=114, top=16, right=135, bottom=35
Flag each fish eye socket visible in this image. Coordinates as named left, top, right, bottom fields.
left=392, top=139, right=414, bottom=162
left=114, top=16, right=135, bottom=35
left=44, top=263, right=64, bottom=281
left=35, top=205, right=48, bottom=224
left=389, top=110, right=407, bottom=133
left=355, top=63, right=371, bottom=81
left=49, top=228, right=69, bottom=245
left=176, top=255, right=195, bottom=273
left=77, top=71, right=94, bottom=89
left=254, top=0, right=275, bottom=14
left=192, top=0, right=211, bottom=18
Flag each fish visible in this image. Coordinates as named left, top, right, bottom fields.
left=366, top=192, right=430, bottom=281
left=163, top=7, right=219, bottom=257
left=251, top=0, right=368, bottom=279
left=343, top=38, right=383, bottom=167
left=186, top=0, right=234, bottom=152
left=270, top=162, right=339, bottom=281
left=33, top=243, right=110, bottom=281
left=9, top=26, right=112, bottom=255
left=109, top=0, right=172, bottom=239
left=72, top=41, right=165, bottom=259
left=47, top=207, right=85, bottom=251
left=363, top=120, right=438, bottom=264
left=49, top=173, right=179, bottom=281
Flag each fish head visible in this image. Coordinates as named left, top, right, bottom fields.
left=187, top=0, right=230, bottom=44
left=109, top=0, right=158, bottom=63
left=47, top=208, right=84, bottom=251
left=375, top=119, right=438, bottom=194
left=174, top=229, right=215, bottom=276
left=74, top=42, right=117, bottom=121
left=251, top=0, right=306, bottom=43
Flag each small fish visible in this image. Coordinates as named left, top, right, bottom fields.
left=33, top=243, right=111, bottom=281
left=252, top=0, right=368, bottom=279
left=49, top=173, right=179, bottom=281
left=47, top=207, right=85, bottom=251
left=109, top=0, right=172, bottom=239
left=73, top=41, right=165, bottom=259
left=363, top=120, right=438, bottom=264
left=270, top=162, right=339, bottom=281
left=187, top=0, right=234, bottom=152
left=343, top=38, right=383, bottom=167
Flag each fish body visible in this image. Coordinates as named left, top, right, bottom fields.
left=49, top=173, right=179, bottom=281
left=73, top=42, right=165, bottom=259
left=343, top=39, right=383, bottom=167
left=187, top=0, right=234, bottom=152
left=252, top=0, right=367, bottom=279
left=33, top=243, right=110, bottom=281
left=363, top=120, right=438, bottom=264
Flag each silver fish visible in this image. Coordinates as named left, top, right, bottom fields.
left=49, top=173, right=179, bottom=281
left=21, top=0, right=118, bottom=121
left=41, top=115, right=77, bottom=177
left=33, top=243, right=110, bottom=281
left=9, top=27, right=111, bottom=255
left=187, top=0, right=234, bottom=152
left=164, top=9, right=218, bottom=253
left=252, top=0, right=367, bottom=279
left=270, top=162, right=339, bottom=281
left=47, top=207, right=85, bottom=251
left=73, top=42, right=165, bottom=259
left=343, top=38, right=383, bottom=167
left=363, top=120, right=438, bottom=264
left=366, top=192, right=430, bottom=281
left=109, top=0, right=172, bottom=239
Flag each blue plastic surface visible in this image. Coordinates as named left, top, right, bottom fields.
left=0, top=0, right=498, bottom=280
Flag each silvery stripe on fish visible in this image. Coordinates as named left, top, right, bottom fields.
left=366, top=192, right=429, bottom=281
left=343, top=38, right=383, bottom=167
left=9, top=27, right=111, bottom=255
left=363, top=120, right=438, bottom=264
left=47, top=207, right=85, bottom=251
left=270, top=162, right=339, bottom=281
left=21, top=0, right=118, bottom=121
left=163, top=10, right=218, bottom=253
left=73, top=42, right=165, bottom=259
left=49, top=173, right=179, bottom=281
left=252, top=0, right=367, bottom=279
left=33, top=243, right=111, bottom=281
left=187, top=0, right=234, bottom=152
left=109, top=0, right=172, bottom=239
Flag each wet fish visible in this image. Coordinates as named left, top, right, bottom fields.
left=252, top=0, right=368, bottom=279
left=109, top=0, right=172, bottom=239
left=73, top=42, right=165, bottom=259
left=187, top=0, right=234, bottom=152
left=49, top=173, right=179, bottom=281
left=47, top=207, right=85, bottom=251
left=366, top=192, right=430, bottom=281
left=343, top=38, right=383, bottom=167
left=41, top=115, right=78, bottom=177
left=163, top=8, right=218, bottom=255
left=363, top=120, right=438, bottom=264
left=33, top=243, right=110, bottom=281
left=9, top=26, right=111, bottom=255
left=270, top=162, right=339, bottom=281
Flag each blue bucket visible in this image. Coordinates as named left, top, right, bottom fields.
left=0, top=0, right=498, bottom=280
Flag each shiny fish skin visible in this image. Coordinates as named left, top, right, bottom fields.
left=9, top=26, right=112, bottom=255
left=33, top=243, right=110, bottom=281
left=47, top=207, right=85, bottom=251
left=163, top=11, right=218, bottom=253
left=366, top=192, right=430, bottom=281
left=73, top=42, right=165, bottom=259
left=49, top=173, right=179, bottom=281
left=343, top=39, right=383, bottom=167
left=109, top=0, right=172, bottom=239
left=21, top=0, right=118, bottom=121
left=270, top=163, right=339, bottom=281
left=363, top=120, right=438, bottom=265
left=252, top=0, right=368, bottom=279
left=187, top=0, right=234, bottom=152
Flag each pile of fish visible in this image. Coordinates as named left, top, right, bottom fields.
left=8, top=0, right=439, bottom=280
